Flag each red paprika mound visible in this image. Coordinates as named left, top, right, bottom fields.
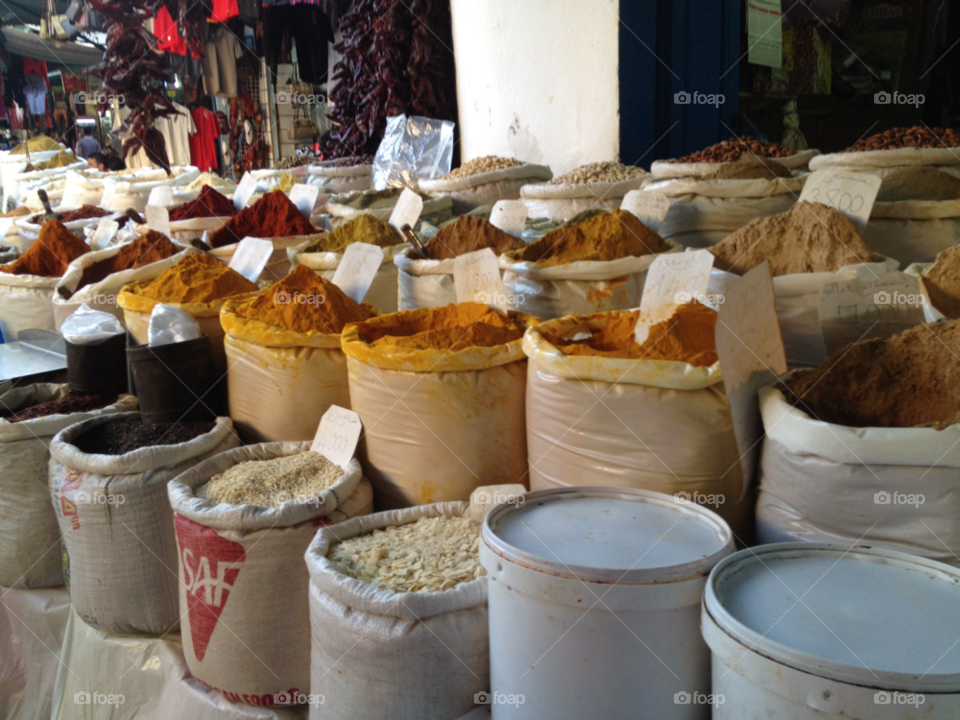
left=169, top=185, right=236, bottom=222
left=209, top=190, right=316, bottom=248
left=1, top=220, right=89, bottom=277
left=77, top=231, right=182, bottom=289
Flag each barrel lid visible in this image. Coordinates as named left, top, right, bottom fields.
left=705, top=543, right=960, bottom=690
left=481, top=487, right=732, bottom=584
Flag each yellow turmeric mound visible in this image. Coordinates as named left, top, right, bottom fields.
left=235, top=265, right=377, bottom=334
left=136, top=253, right=257, bottom=304
left=549, top=301, right=718, bottom=366
left=355, top=303, right=527, bottom=351
left=301, top=213, right=402, bottom=254
left=509, top=209, right=670, bottom=268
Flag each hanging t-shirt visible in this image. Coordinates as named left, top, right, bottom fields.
left=112, top=104, right=149, bottom=169
left=155, top=103, right=197, bottom=167
left=189, top=106, right=221, bottom=172
left=153, top=7, right=186, bottom=56
left=24, top=74, right=47, bottom=116
left=212, top=0, right=239, bottom=22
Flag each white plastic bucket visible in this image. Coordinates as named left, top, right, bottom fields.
left=480, top=486, right=733, bottom=719
left=703, top=543, right=960, bottom=719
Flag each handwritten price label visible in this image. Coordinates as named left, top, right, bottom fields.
left=388, top=187, right=424, bottom=233
left=147, top=185, right=174, bottom=207
left=798, top=169, right=881, bottom=231
left=640, top=249, right=714, bottom=314
left=311, top=405, right=362, bottom=469
left=233, top=172, right=258, bottom=211
left=90, top=218, right=120, bottom=249
left=228, top=237, right=273, bottom=283
left=621, top=190, right=670, bottom=227
left=454, top=248, right=506, bottom=309
left=289, top=184, right=321, bottom=219
left=489, top=200, right=528, bottom=232
left=145, top=205, right=171, bottom=236
left=331, top=242, right=384, bottom=303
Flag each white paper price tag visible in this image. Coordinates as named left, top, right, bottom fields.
left=228, top=237, right=273, bottom=283
left=311, top=405, right=362, bottom=469
left=388, top=188, right=424, bottom=233
left=331, top=242, right=385, bottom=304
left=798, top=169, right=881, bottom=231
left=0, top=217, right=15, bottom=240
left=145, top=205, right=171, bottom=236
left=100, top=183, right=116, bottom=210
left=454, top=248, right=506, bottom=309
left=289, top=184, right=320, bottom=219
left=621, top=190, right=670, bottom=227
left=233, top=173, right=258, bottom=211
left=639, top=249, right=714, bottom=315
left=147, top=185, right=174, bottom=207
left=489, top=200, right=528, bottom=233
left=90, top=218, right=120, bottom=250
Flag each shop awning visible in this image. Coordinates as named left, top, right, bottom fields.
left=1, top=27, right=103, bottom=72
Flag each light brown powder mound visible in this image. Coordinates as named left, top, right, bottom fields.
left=356, top=303, right=527, bottom=351
left=708, top=155, right=792, bottom=181
left=921, top=245, right=960, bottom=319
left=547, top=302, right=718, bottom=366
left=783, top=319, right=960, bottom=428
left=198, top=451, right=343, bottom=507
left=422, top=216, right=525, bottom=260
left=709, top=202, right=873, bottom=277
left=875, top=167, right=960, bottom=203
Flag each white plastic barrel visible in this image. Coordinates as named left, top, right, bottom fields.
left=480, top=486, right=734, bottom=719
left=703, top=543, right=960, bottom=719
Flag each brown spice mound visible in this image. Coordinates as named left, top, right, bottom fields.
left=0, top=220, right=89, bottom=277
left=235, top=265, right=376, bottom=334
left=708, top=155, right=792, bottom=180
left=845, top=126, right=960, bottom=152
left=547, top=302, right=718, bottom=366
left=668, top=136, right=796, bottom=163
left=1, top=393, right=117, bottom=423
left=72, top=417, right=216, bottom=455
left=709, top=202, right=872, bottom=277
left=875, top=167, right=960, bottom=203
left=355, top=303, right=527, bottom=351
left=783, top=320, right=960, bottom=428
left=30, top=205, right=110, bottom=225
left=77, top=231, right=181, bottom=290
left=921, top=245, right=960, bottom=318
left=422, top=216, right=525, bottom=261
left=1, top=206, right=32, bottom=219
left=135, top=253, right=257, bottom=304
left=169, top=185, right=236, bottom=221
left=209, top=190, right=317, bottom=248
left=511, top=210, right=670, bottom=268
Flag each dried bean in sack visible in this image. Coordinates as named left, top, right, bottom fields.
left=48, top=413, right=239, bottom=634
left=168, top=443, right=369, bottom=706
left=0, top=385, right=136, bottom=589
left=305, top=502, right=488, bottom=720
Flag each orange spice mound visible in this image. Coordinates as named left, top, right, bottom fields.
left=549, top=302, right=718, bottom=366
left=1, top=220, right=89, bottom=277
left=235, top=265, right=377, bottom=334
left=136, top=253, right=257, bottom=304
left=509, top=209, right=670, bottom=268
left=355, top=303, right=527, bottom=351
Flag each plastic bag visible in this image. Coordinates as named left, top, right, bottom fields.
left=372, top=114, right=455, bottom=190
left=60, top=304, right=126, bottom=346
left=148, top=304, right=202, bottom=347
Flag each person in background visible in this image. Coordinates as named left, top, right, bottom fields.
left=76, top=127, right=102, bottom=159
left=105, top=155, right=126, bottom=171
left=87, top=152, right=106, bottom=171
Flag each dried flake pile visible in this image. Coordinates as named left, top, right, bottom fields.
left=439, top=156, right=523, bottom=180
left=330, top=515, right=485, bottom=593
left=547, top=161, right=645, bottom=185
left=198, top=451, right=343, bottom=508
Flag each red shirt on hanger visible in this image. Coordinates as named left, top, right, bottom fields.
left=211, top=0, right=239, bottom=22
left=189, top=106, right=222, bottom=172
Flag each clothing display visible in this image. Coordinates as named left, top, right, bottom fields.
left=202, top=26, right=244, bottom=98
left=264, top=5, right=333, bottom=85
left=24, top=74, right=46, bottom=116
left=22, top=58, right=48, bottom=88
left=212, top=0, right=240, bottom=23
left=156, top=102, right=197, bottom=167
left=153, top=7, right=202, bottom=59
left=188, top=105, right=221, bottom=172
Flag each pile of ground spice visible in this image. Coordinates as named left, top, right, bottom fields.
left=77, top=231, right=181, bottom=290
left=235, top=265, right=376, bottom=333
left=355, top=303, right=527, bottom=351
left=921, top=245, right=960, bottom=318
left=875, top=167, right=960, bottom=203
left=209, top=190, right=316, bottom=248
left=1, top=393, right=117, bottom=423
left=421, top=216, right=525, bottom=260
left=1, top=206, right=33, bottom=219
left=197, top=451, right=343, bottom=507
left=134, top=253, right=256, bottom=304
left=709, top=155, right=792, bottom=180
left=709, top=202, right=872, bottom=277
left=301, top=213, right=401, bottom=254
left=10, top=135, right=61, bottom=154
left=783, top=319, right=960, bottom=428
left=29, top=205, right=112, bottom=224
left=71, top=417, right=215, bottom=455
left=510, top=210, right=670, bottom=268
left=168, top=185, right=236, bottom=221
left=547, top=302, right=718, bottom=366
left=24, top=151, right=76, bottom=171
left=0, top=220, right=89, bottom=277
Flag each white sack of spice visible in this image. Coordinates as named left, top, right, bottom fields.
left=198, top=450, right=343, bottom=507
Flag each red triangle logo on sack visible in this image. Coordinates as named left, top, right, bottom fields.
left=175, top=515, right=246, bottom=662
